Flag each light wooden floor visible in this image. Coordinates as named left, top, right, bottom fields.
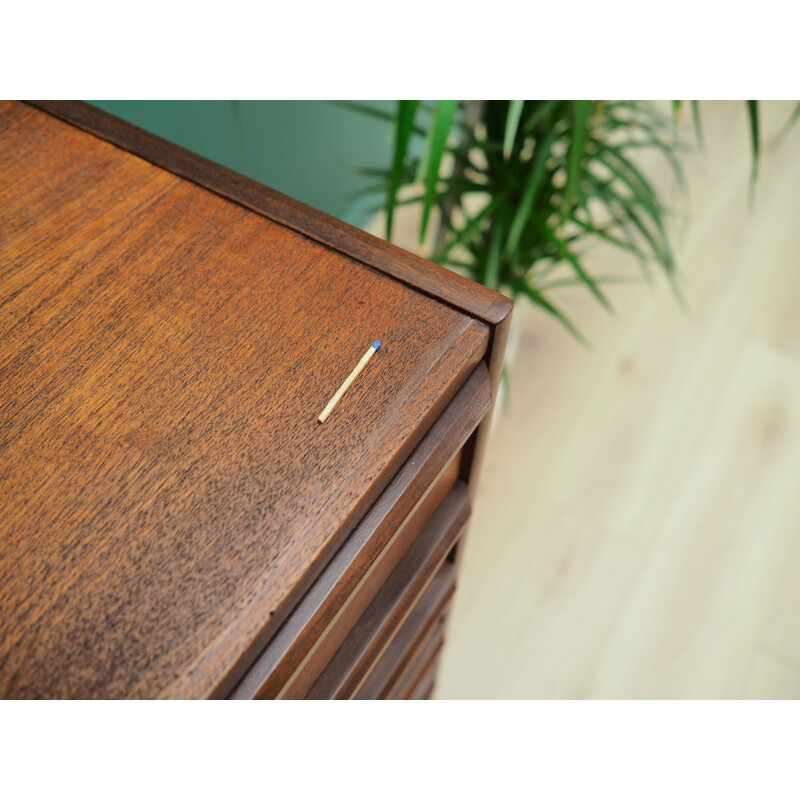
left=425, top=101, right=800, bottom=698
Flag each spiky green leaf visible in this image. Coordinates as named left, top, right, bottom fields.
left=503, top=100, right=525, bottom=160
left=562, top=101, right=591, bottom=224
left=419, top=100, right=458, bottom=244
left=691, top=100, right=704, bottom=151
left=746, top=100, right=760, bottom=192
left=386, top=100, right=419, bottom=241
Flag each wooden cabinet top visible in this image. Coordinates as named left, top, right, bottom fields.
left=0, top=101, right=511, bottom=698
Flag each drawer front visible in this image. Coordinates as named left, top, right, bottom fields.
left=407, top=661, right=439, bottom=700
left=356, top=562, right=455, bottom=700
left=228, top=365, right=489, bottom=699
left=305, top=482, right=470, bottom=699
left=276, top=453, right=461, bottom=699
left=388, top=625, right=444, bottom=700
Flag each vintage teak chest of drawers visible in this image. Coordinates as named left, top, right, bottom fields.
left=0, top=101, right=512, bottom=699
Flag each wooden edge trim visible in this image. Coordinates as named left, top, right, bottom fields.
left=24, top=101, right=513, bottom=328
left=459, top=304, right=512, bottom=498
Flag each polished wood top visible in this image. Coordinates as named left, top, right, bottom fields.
left=0, top=102, right=489, bottom=698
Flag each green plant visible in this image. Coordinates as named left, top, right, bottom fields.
left=343, top=100, right=794, bottom=341
left=347, top=100, right=682, bottom=339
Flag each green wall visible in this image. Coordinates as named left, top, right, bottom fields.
left=89, top=101, right=394, bottom=227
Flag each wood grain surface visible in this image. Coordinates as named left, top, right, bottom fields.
left=0, top=101, right=489, bottom=698
left=27, top=102, right=514, bottom=519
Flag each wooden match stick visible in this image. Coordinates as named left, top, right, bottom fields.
left=317, top=340, right=381, bottom=423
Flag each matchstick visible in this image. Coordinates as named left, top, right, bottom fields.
left=317, top=340, right=382, bottom=423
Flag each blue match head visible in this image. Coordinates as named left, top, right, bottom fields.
left=372, top=340, right=381, bottom=350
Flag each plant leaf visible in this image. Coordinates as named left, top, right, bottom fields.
left=505, top=126, right=558, bottom=257
left=503, top=100, right=525, bottom=160
left=419, top=100, right=458, bottom=245
left=576, top=182, right=651, bottom=278
left=386, top=100, right=419, bottom=241
left=540, top=274, right=641, bottom=290
left=521, top=99, right=560, bottom=134
left=672, top=100, right=682, bottom=137
left=595, top=143, right=674, bottom=256
left=571, top=218, right=649, bottom=259
left=585, top=175, right=677, bottom=287
left=617, top=135, right=687, bottom=191
left=529, top=211, right=612, bottom=311
left=691, top=100, right=704, bottom=151
left=516, top=281, right=588, bottom=345
left=604, top=102, right=672, bottom=136
left=434, top=195, right=502, bottom=262
left=746, top=100, right=760, bottom=194
left=562, top=100, right=591, bottom=224
left=596, top=142, right=660, bottom=202
left=484, top=212, right=508, bottom=291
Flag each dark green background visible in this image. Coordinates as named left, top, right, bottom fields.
left=90, top=101, right=394, bottom=227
